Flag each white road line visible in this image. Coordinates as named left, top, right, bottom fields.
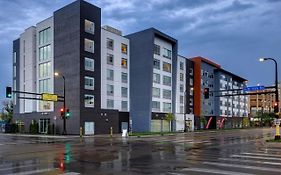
left=177, top=167, right=254, bottom=175
left=230, top=154, right=281, bottom=161
left=219, top=158, right=281, bottom=166
left=6, top=168, right=56, bottom=175
left=203, top=161, right=281, bottom=172
left=241, top=152, right=281, bottom=158
left=0, top=165, right=36, bottom=171
left=61, top=172, right=80, bottom=175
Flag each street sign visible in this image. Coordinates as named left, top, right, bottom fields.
left=243, top=86, right=265, bottom=92
left=42, top=93, right=58, bottom=102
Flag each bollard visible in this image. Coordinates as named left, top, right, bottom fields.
left=110, top=127, right=113, bottom=137
left=80, top=127, right=83, bottom=137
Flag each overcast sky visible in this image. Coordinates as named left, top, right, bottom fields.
left=0, top=0, right=281, bottom=105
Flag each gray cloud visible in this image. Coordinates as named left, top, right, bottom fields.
left=1, top=0, right=281, bottom=104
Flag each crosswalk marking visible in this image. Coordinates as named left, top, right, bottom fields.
left=203, top=161, right=281, bottom=172
left=219, top=157, right=281, bottom=165
left=178, top=167, right=255, bottom=175
left=241, top=152, right=281, bottom=158
left=230, top=154, right=281, bottom=161
left=6, top=168, right=57, bottom=175
left=0, top=164, right=36, bottom=171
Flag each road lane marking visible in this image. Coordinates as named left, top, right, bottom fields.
left=203, top=161, right=281, bottom=172
left=61, top=172, right=80, bottom=175
left=6, top=168, right=57, bottom=175
left=241, top=152, right=281, bottom=158
left=219, top=158, right=281, bottom=165
left=230, top=155, right=281, bottom=161
left=0, top=165, right=37, bottom=171
left=175, top=167, right=254, bottom=175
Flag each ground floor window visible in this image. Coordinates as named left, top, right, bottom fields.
left=39, top=118, right=50, bottom=134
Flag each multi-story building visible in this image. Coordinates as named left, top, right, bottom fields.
left=192, top=56, right=248, bottom=129
left=126, top=28, right=178, bottom=132
left=13, top=0, right=129, bottom=135
left=248, top=83, right=281, bottom=116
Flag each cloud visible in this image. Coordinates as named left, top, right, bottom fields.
left=0, top=0, right=281, bottom=104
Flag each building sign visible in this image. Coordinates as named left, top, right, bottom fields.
left=42, top=93, right=58, bottom=102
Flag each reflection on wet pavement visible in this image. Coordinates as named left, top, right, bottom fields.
left=0, top=128, right=279, bottom=175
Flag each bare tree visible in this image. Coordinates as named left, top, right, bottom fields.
left=1, top=100, right=13, bottom=123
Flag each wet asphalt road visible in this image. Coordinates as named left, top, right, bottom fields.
left=0, top=128, right=280, bottom=175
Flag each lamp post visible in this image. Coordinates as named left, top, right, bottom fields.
left=259, top=58, right=279, bottom=140
left=55, top=72, right=67, bottom=135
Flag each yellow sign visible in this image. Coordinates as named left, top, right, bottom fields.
left=42, top=93, right=58, bottom=102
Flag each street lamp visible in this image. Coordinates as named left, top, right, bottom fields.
left=55, top=72, right=67, bottom=135
left=259, top=57, right=279, bottom=140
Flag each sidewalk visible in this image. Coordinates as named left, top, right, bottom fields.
left=0, top=133, right=124, bottom=139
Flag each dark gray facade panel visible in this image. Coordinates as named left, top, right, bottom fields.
left=13, top=39, right=20, bottom=115
left=186, top=59, right=194, bottom=114
left=54, top=0, right=82, bottom=134
left=126, top=30, right=154, bottom=132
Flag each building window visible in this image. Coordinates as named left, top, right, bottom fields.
left=190, top=78, right=193, bottom=86
left=122, top=72, right=128, bottom=83
left=84, top=38, right=94, bottom=53
left=107, top=99, right=114, bottom=109
left=39, top=62, right=51, bottom=78
left=180, top=73, right=184, bottom=81
left=13, top=66, right=16, bottom=78
left=154, top=44, right=160, bottom=55
left=152, top=87, right=160, bottom=98
left=84, top=76, right=94, bottom=90
left=85, top=95, right=94, bottom=108
left=121, top=101, right=128, bottom=111
left=163, top=75, right=171, bottom=86
left=121, top=87, right=128, bottom=97
left=152, top=101, right=160, bottom=111
left=39, top=45, right=51, bottom=61
left=107, top=38, right=114, bottom=50
left=107, top=84, right=114, bottom=96
left=121, top=43, right=127, bottom=54
left=163, top=89, right=171, bottom=99
left=180, top=62, right=184, bottom=70
left=153, top=59, right=160, bottom=69
left=85, top=19, right=95, bottom=34
left=180, top=96, right=184, bottom=104
left=121, top=58, right=127, bottom=68
left=180, top=84, right=184, bottom=92
left=153, top=73, right=160, bottom=84
left=107, top=54, right=114, bottom=65
left=107, top=69, right=114, bottom=81
left=85, top=57, right=94, bottom=71
left=190, top=68, right=193, bottom=75
left=39, top=79, right=51, bottom=93
left=180, top=106, right=184, bottom=113
left=163, top=102, right=171, bottom=112
left=39, top=28, right=51, bottom=45
left=163, top=62, right=171, bottom=72
left=163, top=48, right=172, bottom=59
left=13, top=52, right=16, bottom=64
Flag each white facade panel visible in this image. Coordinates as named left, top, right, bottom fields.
left=19, top=27, right=37, bottom=113
left=101, top=27, right=130, bottom=112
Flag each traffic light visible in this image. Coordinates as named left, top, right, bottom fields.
left=60, top=108, right=65, bottom=118
left=6, top=86, right=12, bottom=98
left=274, top=102, right=279, bottom=113
left=66, top=109, right=70, bottom=119
left=204, top=88, right=209, bottom=99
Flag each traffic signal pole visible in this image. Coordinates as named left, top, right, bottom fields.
left=62, top=75, right=67, bottom=135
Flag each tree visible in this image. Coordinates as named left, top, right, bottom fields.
left=200, top=115, right=207, bottom=129
left=1, top=100, right=13, bottom=123
left=164, top=113, right=175, bottom=132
